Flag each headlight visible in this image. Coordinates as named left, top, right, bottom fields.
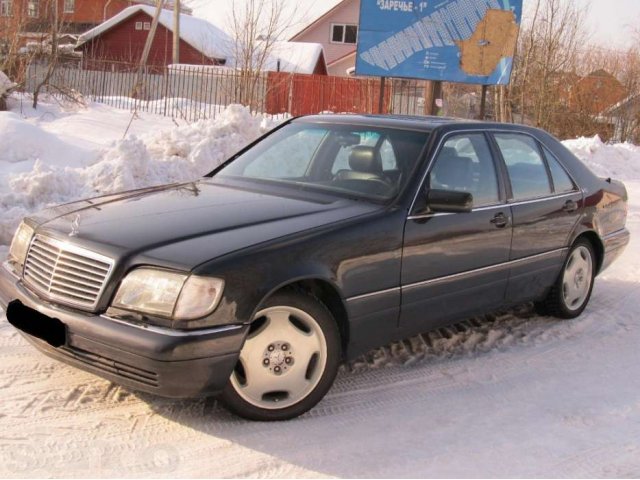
left=112, top=268, right=224, bottom=321
left=9, top=221, right=35, bottom=266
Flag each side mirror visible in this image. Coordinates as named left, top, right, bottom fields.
left=426, top=189, right=473, bottom=213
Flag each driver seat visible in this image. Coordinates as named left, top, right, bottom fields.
left=334, top=146, right=386, bottom=182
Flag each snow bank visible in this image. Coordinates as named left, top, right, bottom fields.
left=563, top=135, right=640, bottom=181
left=0, top=112, right=88, bottom=166
left=1, top=100, right=638, bottom=252
left=0, top=103, right=286, bottom=246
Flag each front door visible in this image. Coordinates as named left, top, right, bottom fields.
left=400, top=132, right=513, bottom=333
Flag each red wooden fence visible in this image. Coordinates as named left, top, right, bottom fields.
left=266, top=72, right=391, bottom=116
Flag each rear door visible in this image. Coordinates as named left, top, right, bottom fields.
left=400, top=132, right=512, bottom=333
left=491, top=133, right=584, bottom=303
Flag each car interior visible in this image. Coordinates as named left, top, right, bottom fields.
left=219, top=125, right=430, bottom=200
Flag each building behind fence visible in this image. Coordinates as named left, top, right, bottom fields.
left=23, top=59, right=481, bottom=122
left=14, top=58, right=638, bottom=142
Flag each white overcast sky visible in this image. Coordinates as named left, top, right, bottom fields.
left=185, top=0, right=640, bottom=50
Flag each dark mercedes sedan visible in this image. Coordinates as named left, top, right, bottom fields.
left=1, top=115, right=629, bottom=420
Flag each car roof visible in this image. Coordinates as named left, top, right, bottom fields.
left=293, top=114, right=540, bottom=135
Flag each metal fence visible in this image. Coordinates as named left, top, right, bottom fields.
left=22, top=59, right=482, bottom=121
left=25, top=60, right=269, bottom=122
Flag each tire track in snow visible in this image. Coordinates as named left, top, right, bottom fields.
left=0, top=283, right=637, bottom=477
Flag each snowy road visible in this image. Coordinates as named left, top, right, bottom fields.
left=1, top=99, right=639, bottom=477
left=1, top=186, right=639, bottom=477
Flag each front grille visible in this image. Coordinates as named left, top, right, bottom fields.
left=23, top=235, right=114, bottom=310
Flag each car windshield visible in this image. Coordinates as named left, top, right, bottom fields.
left=213, top=122, right=430, bottom=201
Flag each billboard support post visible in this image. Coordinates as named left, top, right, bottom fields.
left=424, top=80, right=443, bottom=116
left=378, top=76, right=386, bottom=114
left=432, top=81, right=443, bottom=116
left=479, top=84, right=488, bottom=119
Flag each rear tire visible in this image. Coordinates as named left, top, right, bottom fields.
left=535, top=240, right=596, bottom=319
left=220, top=290, right=341, bottom=421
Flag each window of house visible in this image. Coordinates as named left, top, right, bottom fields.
left=0, top=0, right=12, bottom=17
left=26, top=0, right=38, bottom=17
left=135, top=21, right=143, bottom=30
left=143, top=22, right=151, bottom=30
left=331, top=23, right=358, bottom=44
left=63, top=0, right=74, bottom=13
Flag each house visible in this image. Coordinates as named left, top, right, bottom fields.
left=569, top=69, right=628, bottom=115
left=76, top=5, right=231, bottom=69
left=290, top=0, right=359, bottom=76
left=601, top=93, right=640, bottom=143
left=0, top=0, right=191, bottom=51
left=264, top=41, right=327, bottom=75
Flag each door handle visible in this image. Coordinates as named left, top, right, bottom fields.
left=490, top=213, right=509, bottom=228
left=563, top=200, right=579, bottom=213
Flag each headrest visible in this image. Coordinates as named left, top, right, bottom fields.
left=349, top=146, right=382, bottom=173
left=438, top=146, right=460, bottom=162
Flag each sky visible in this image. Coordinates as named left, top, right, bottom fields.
left=554, top=0, right=639, bottom=49
left=185, top=0, right=640, bottom=50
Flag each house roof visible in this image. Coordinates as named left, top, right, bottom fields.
left=327, top=50, right=356, bottom=67
left=265, top=42, right=326, bottom=74
left=77, top=5, right=232, bottom=60
left=132, top=0, right=192, bottom=14
left=289, top=0, right=351, bottom=40
left=602, top=93, right=640, bottom=116
left=586, top=69, right=617, bottom=79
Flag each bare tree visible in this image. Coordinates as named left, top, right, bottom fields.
left=30, top=0, right=83, bottom=108
left=0, top=0, right=34, bottom=86
left=228, top=0, right=296, bottom=109
left=508, top=0, right=589, bottom=135
left=511, top=0, right=541, bottom=123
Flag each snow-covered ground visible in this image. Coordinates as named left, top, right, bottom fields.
left=1, top=96, right=640, bottom=477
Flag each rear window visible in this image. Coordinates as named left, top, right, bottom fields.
left=543, top=146, right=576, bottom=193
left=494, top=133, right=552, bottom=201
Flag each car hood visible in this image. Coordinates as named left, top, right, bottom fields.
left=32, top=179, right=379, bottom=270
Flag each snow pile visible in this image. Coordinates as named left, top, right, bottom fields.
left=0, top=112, right=89, bottom=166
left=0, top=103, right=287, bottom=247
left=1, top=97, right=638, bottom=254
left=563, top=135, right=640, bottom=181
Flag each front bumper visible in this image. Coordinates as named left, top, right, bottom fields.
left=0, top=262, right=248, bottom=398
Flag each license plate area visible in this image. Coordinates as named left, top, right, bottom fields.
left=6, top=300, right=67, bottom=347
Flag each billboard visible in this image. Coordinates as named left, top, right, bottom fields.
left=355, top=0, right=523, bottom=85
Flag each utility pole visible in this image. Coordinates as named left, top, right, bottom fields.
left=131, top=0, right=163, bottom=98
left=173, top=0, right=180, bottom=64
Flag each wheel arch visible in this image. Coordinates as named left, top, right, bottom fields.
left=254, top=277, right=350, bottom=358
left=572, top=230, right=604, bottom=274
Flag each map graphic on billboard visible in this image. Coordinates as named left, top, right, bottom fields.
left=355, top=0, right=523, bottom=85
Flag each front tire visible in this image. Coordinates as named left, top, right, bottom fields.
left=220, top=290, right=341, bottom=421
left=536, top=240, right=596, bottom=319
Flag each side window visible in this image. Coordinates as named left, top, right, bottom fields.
left=429, top=133, right=500, bottom=207
left=543, top=146, right=576, bottom=193
left=244, top=129, right=327, bottom=178
left=379, top=138, right=397, bottom=171
left=494, top=133, right=552, bottom=201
